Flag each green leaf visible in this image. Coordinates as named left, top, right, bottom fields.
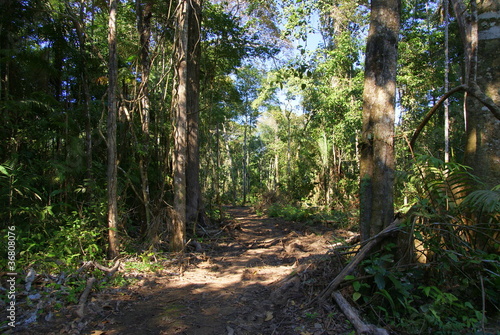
left=374, top=274, right=386, bottom=290
left=353, top=292, right=362, bottom=302
left=0, top=165, right=10, bottom=176
left=353, top=281, right=361, bottom=291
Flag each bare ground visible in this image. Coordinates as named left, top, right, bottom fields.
left=7, top=207, right=355, bottom=335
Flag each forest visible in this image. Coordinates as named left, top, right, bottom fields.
left=1, top=0, right=499, bottom=333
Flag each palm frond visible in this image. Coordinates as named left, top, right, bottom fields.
left=461, top=186, right=500, bottom=214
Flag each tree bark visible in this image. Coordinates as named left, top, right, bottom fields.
left=137, top=0, right=153, bottom=234
left=444, top=0, right=450, bottom=163
left=359, top=0, right=400, bottom=241
left=107, top=0, right=119, bottom=259
left=457, top=0, right=500, bottom=189
left=186, top=0, right=202, bottom=231
left=171, top=0, right=202, bottom=250
left=171, top=0, right=189, bottom=252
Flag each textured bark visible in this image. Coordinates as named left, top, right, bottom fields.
left=171, top=0, right=202, bottom=250
left=462, top=0, right=500, bottom=189
left=186, top=0, right=202, bottom=230
left=107, top=0, right=119, bottom=259
left=359, top=0, right=400, bottom=241
left=171, top=0, right=189, bottom=252
left=137, top=0, right=152, bottom=232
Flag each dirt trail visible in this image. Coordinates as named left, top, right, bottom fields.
left=21, top=207, right=351, bottom=335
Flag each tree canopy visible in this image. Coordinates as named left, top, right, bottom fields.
left=1, top=0, right=499, bottom=333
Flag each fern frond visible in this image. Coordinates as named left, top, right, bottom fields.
left=462, top=186, right=500, bottom=214
left=411, top=155, right=479, bottom=212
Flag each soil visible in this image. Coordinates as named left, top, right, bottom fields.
left=7, top=206, right=355, bottom=335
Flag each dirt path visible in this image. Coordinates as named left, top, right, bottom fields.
left=20, top=207, right=352, bottom=335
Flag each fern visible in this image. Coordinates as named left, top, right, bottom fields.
left=461, top=185, right=500, bottom=215
left=412, top=155, right=478, bottom=214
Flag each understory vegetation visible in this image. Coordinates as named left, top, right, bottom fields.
left=1, top=0, right=499, bottom=333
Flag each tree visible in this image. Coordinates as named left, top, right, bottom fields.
left=136, top=0, right=153, bottom=233
left=359, top=0, right=401, bottom=241
left=186, top=0, right=202, bottom=230
left=453, top=0, right=500, bottom=189
left=171, top=0, right=202, bottom=251
left=107, top=0, right=119, bottom=259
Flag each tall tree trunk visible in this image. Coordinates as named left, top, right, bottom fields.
left=171, top=0, right=202, bottom=250
left=186, top=0, right=202, bottom=230
left=107, top=0, right=119, bottom=259
left=243, top=116, right=248, bottom=204
left=137, top=0, right=152, bottom=233
left=444, top=0, right=450, bottom=163
left=454, top=0, right=500, bottom=189
left=359, top=0, right=400, bottom=241
left=171, top=0, right=189, bottom=252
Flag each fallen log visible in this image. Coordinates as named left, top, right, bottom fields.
left=314, top=218, right=401, bottom=303
left=332, top=290, right=388, bottom=335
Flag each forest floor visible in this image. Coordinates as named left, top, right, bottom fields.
left=11, top=206, right=357, bottom=335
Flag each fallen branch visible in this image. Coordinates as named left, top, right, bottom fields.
left=313, top=219, right=401, bottom=304
left=93, top=260, right=121, bottom=276
left=332, top=290, right=388, bottom=335
left=76, top=277, right=96, bottom=318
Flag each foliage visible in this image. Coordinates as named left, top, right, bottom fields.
left=346, top=248, right=492, bottom=334
left=345, top=154, right=500, bottom=333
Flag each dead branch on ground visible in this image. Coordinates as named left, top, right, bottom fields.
left=76, top=277, right=96, bottom=318
left=313, top=218, right=401, bottom=304
left=333, top=290, right=389, bottom=335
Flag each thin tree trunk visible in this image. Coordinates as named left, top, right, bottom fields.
left=222, top=123, right=236, bottom=201
left=243, top=115, right=248, bottom=204
left=107, top=0, right=119, bottom=259
left=444, top=0, right=450, bottom=163
left=359, top=0, right=400, bottom=241
left=171, top=0, right=189, bottom=252
left=137, top=0, right=152, bottom=233
left=186, top=0, right=202, bottom=230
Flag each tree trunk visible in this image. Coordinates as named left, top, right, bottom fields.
left=171, top=0, right=189, bottom=252
left=186, top=0, right=202, bottom=231
left=359, top=0, right=400, bottom=241
left=171, top=0, right=202, bottom=250
left=459, top=0, right=500, bottom=189
left=107, top=0, right=119, bottom=259
left=444, top=0, right=450, bottom=163
left=137, top=0, right=153, bottom=234
left=243, top=114, right=249, bottom=204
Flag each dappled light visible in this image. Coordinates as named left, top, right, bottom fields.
left=1, top=0, right=499, bottom=334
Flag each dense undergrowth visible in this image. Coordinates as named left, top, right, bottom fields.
left=1, top=156, right=499, bottom=333
left=255, top=155, right=500, bottom=334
